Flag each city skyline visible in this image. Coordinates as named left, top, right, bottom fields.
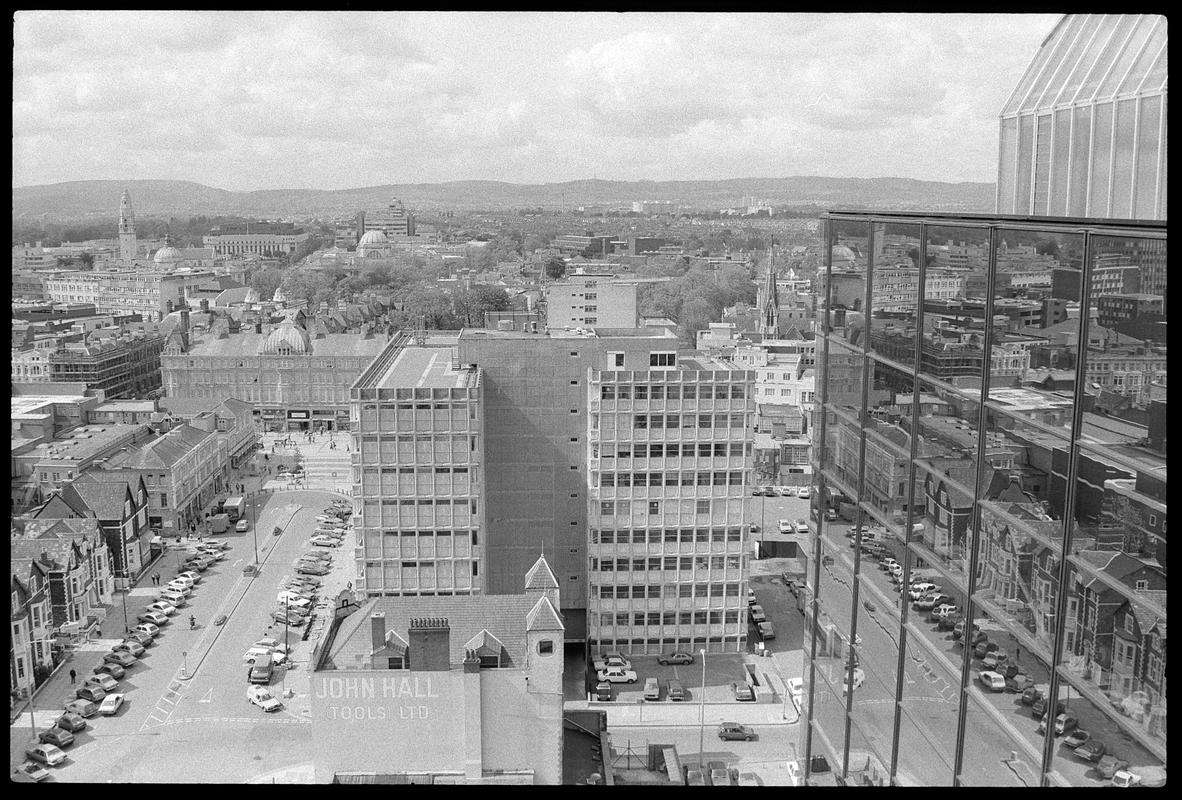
left=13, top=11, right=1058, bottom=191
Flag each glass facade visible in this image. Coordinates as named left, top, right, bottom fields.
left=804, top=211, right=1166, bottom=787
left=997, top=15, right=1167, bottom=220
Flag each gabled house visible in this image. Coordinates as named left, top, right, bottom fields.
left=10, top=560, right=55, bottom=702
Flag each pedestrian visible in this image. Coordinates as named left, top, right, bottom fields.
left=69, top=669, right=76, bottom=684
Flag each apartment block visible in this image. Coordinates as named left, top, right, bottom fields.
left=586, top=351, right=755, bottom=654
left=350, top=333, right=485, bottom=598
left=544, top=275, right=639, bottom=329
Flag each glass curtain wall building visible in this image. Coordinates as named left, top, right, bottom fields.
left=997, top=15, right=1167, bottom=220
left=803, top=211, right=1166, bottom=787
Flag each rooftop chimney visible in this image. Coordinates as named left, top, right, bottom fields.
left=371, top=611, right=386, bottom=653
left=409, top=617, right=450, bottom=671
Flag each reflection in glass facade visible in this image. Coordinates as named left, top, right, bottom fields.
left=997, top=15, right=1167, bottom=220
left=803, top=211, right=1166, bottom=787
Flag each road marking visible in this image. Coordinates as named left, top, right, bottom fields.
left=199, top=689, right=213, bottom=704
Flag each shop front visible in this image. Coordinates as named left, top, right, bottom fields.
left=287, top=409, right=311, bottom=431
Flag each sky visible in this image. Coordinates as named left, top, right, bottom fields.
left=12, top=11, right=1061, bottom=191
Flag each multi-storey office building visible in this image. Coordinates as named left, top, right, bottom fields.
left=349, top=333, right=486, bottom=598
left=48, top=331, right=163, bottom=399
left=803, top=210, right=1166, bottom=787
left=586, top=353, right=755, bottom=654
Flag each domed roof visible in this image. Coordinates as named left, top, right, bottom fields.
left=831, top=245, right=857, bottom=263
left=358, top=230, right=388, bottom=246
left=260, top=319, right=311, bottom=355
left=154, top=245, right=186, bottom=265
left=272, top=287, right=287, bottom=302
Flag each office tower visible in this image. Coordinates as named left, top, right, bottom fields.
left=997, top=15, right=1167, bottom=220
left=587, top=352, right=755, bottom=654
left=802, top=211, right=1166, bottom=787
left=350, top=333, right=485, bottom=597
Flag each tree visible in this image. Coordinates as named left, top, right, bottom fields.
left=404, top=286, right=459, bottom=329
left=79, top=252, right=95, bottom=269
left=250, top=267, right=284, bottom=301
left=1034, top=238, right=1060, bottom=258
left=544, top=256, right=567, bottom=280
left=453, top=285, right=511, bottom=326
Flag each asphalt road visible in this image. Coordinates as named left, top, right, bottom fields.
left=23, top=489, right=355, bottom=783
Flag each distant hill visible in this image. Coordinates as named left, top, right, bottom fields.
left=12, top=176, right=995, bottom=222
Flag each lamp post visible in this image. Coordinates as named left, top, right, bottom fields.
left=698, top=648, right=707, bottom=768
left=250, top=496, right=259, bottom=569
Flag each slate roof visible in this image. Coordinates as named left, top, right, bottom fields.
left=325, top=594, right=542, bottom=671
left=106, top=424, right=214, bottom=470
left=525, top=596, right=564, bottom=632
left=60, top=473, right=136, bottom=520
left=1077, top=550, right=1152, bottom=591
left=524, top=554, right=559, bottom=591
left=18, top=517, right=103, bottom=542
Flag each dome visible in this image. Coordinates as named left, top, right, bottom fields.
left=260, top=320, right=311, bottom=355
left=358, top=230, right=388, bottom=246
left=831, top=245, right=857, bottom=264
left=272, top=287, right=287, bottom=303
left=153, top=245, right=185, bottom=265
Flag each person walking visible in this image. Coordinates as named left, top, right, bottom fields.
left=69, top=669, right=76, bottom=684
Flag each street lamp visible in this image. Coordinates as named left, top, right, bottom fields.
left=698, top=648, right=707, bottom=769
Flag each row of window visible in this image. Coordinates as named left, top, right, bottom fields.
left=600, top=384, right=745, bottom=400
left=598, top=471, right=746, bottom=488
left=363, top=466, right=471, bottom=475
left=593, top=582, right=741, bottom=598
left=588, top=636, right=741, bottom=648
left=597, top=610, right=743, bottom=626
left=367, top=498, right=477, bottom=508
left=599, top=500, right=727, bottom=515
left=597, top=442, right=750, bottom=458
left=592, top=556, right=742, bottom=571
left=592, top=527, right=744, bottom=544
left=628, top=413, right=747, bottom=430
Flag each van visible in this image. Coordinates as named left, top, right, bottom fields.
left=248, top=653, right=274, bottom=684
left=159, top=590, right=187, bottom=607
left=643, top=678, right=661, bottom=701
left=749, top=605, right=768, bottom=623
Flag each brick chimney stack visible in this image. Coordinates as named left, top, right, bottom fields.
left=409, top=617, right=450, bottom=671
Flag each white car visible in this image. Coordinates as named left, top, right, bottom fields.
left=145, top=601, right=176, bottom=617
left=165, top=582, right=192, bottom=597
left=786, top=761, right=802, bottom=787
left=798, top=487, right=811, bottom=499
left=247, top=684, right=283, bottom=712
left=795, top=519, right=809, bottom=534
left=778, top=519, right=794, bottom=533
left=132, top=622, right=159, bottom=638
left=841, top=667, right=866, bottom=694
left=253, top=638, right=290, bottom=653
left=177, top=571, right=201, bottom=585
left=309, top=535, right=340, bottom=548
left=235, top=519, right=249, bottom=533
left=315, top=515, right=339, bottom=525
left=99, top=693, right=126, bottom=716
left=596, top=667, right=638, bottom=684
left=592, top=653, right=632, bottom=672
left=787, top=677, right=804, bottom=709
left=137, top=611, right=169, bottom=627
left=978, top=670, right=1006, bottom=692
left=243, top=647, right=288, bottom=666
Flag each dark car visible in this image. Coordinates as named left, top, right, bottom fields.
left=54, top=713, right=87, bottom=733
left=38, top=727, right=75, bottom=748
left=595, top=681, right=613, bottom=702
left=973, top=640, right=1000, bottom=658
left=1032, top=696, right=1066, bottom=719
left=1074, top=740, right=1107, bottom=762
left=667, top=679, right=687, bottom=701
left=1022, top=687, right=1045, bottom=707
left=657, top=651, right=694, bottom=666
left=1062, top=729, right=1091, bottom=749
left=717, top=722, right=756, bottom=741
left=103, top=650, right=137, bottom=668
left=937, top=614, right=963, bottom=632
left=93, top=662, right=126, bottom=680
left=75, top=684, right=106, bottom=703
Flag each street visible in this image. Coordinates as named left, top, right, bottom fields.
left=11, top=488, right=355, bottom=783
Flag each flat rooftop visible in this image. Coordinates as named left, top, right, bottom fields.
left=373, top=339, right=478, bottom=390
left=21, top=423, right=148, bottom=464
left=12, top=395, right=89, bottom=418
left=459, top=326, right=679, bottom=341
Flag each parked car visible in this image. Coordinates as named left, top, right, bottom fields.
left=841, top=667, right=866, bottom=694
left=643, top=678, right=661, bottom=701
left=1062, top=729, right=1091, bottom=749
left=785, top=761, right=802, bottom=787
left=145, top=600, right=176, bottom=617
left=1074, top=740, right=1107, bottom=762
left=982, top=650, right=1008, bottom=669
left=909, top=582, right=939, bottom=600
left=937, top=614, right=963, bottom=632
left=685, top=767, right=706, bottom=786
left=93, top=663, right=125, bottom=680
left=137, top=610, right=169, bottom=627
left=243, top=647, right=288, bottom=666
left=165, top=581, right=192, bottom=596
left=657, top=651, right=694, bottom=666
left=99, top=693, right=126, bottom=716
left=1111, top=770, right=1143, bottom=788
left=297, top=563, right=329, bottom=576
left=749, top=604, right=768, bottom=623
left=122, top=633, right=151, bottom=650
left=757, top=621, right=776, bottom=640
left=592, top=653, right=631, bottom=672
left=1097, top=755, right=1130, bottom=780
left=132, top=621, right=159, bottom=637
left=301, top=550, right=333, bottom=561
left=310, top=535, right=341, bottom=548
left=235, top=519, right=250, bottom=533
left=667, top=679, right=687, bottom=701
left=247, top=684, right=283, bottom=712
left=63, top=699, right=98, bottom=718
left=778, top=519, right=794, bottom=533
left=798, top=487, right=810, bottom=499
left=978, top=670, right=1007, bottom=692
left=795, top=519, right=809, bottom=534
left=931, top=603, right=959, bottom=620
left=24, top=744, right=66, bottom=767
left=85, top=673, right=118, bottom=693
left=169, top=574, right=195, bottom=588
left=787, top=677, right=804, bottom=709
left=737, top=771, right=760, bottom=787
left=13, top=761, right=51, bottom=782
left=1005, top=673, right=1034, bottom=693
left=252, top=638, right=291, bottom=655
left=158, top=590, right=188, bottom=608
left=597, top=667, right=637, bottom=684
left=75, top=684, right=106, bottom=703
left=200, top=539, right=230, bottom=551
left=914, top=594, right=941, bottom=611
left=1032, top=696, right=1066, bottom=719
left=709, top=765, right=733, bottom=786
left=38, top=727, right=75, bottom=748
left=717, top=722, right=756, bottom=741
left=1022, top=687, right=1045, bottom=707
left=54, top=712, right=87, bottom=733
left=594, top=682, right=613, bottom=701
left=1037, top=712, right=1078, bottom=736
left=271, top=609, right=307, bottom=626
left=973, top=640, right=999, bottom=658
left=177, top=571, right=202, bottom=584
left=732, top=682, right=755, bottom=701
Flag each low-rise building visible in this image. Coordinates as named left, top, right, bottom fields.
left=10, top=560, right=55, bottom=702
left=311, top=557, right=564, bottom=784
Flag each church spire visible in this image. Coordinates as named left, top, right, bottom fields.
left=119, top=189, right=138, bottom=262
left=760, top=237, right=779, bottom=336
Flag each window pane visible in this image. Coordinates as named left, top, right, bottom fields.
left=1049, top=109, right=1072, bottom=216
left=998, top=118, right=1018, bottom=215
left=869, top=222, right=923, bottom=365
left=1110, top=99, right=1137, bottom=218
left=1133, top=94, right=1162, bottom=219
left=1088, top=103, right=1113, bottom=217
left=1067, top=106, right=1091, bottom=217
left=1016, top=115, right=1034, bottom=214
left=1032, top=114, right=1053, bottom=215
